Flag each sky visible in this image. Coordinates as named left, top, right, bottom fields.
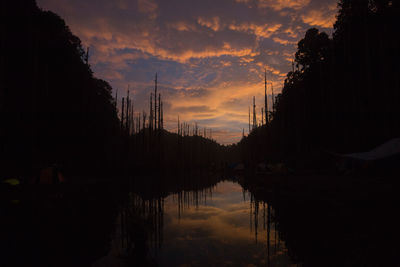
left=37, top=0, right=338, bottom=144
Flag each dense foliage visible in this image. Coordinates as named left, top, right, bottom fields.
left=0, top=0, right=225, bottom=179
left=240, top=0, right=400, bottom=167
left=0, top=0, right=121, bottom=178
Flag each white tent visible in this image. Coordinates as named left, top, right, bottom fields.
left=344, top=138, right=400, bottom=161
left=331, top=138, right=400, bottom=174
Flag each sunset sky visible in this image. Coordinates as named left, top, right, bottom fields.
left=37, top=0, right=337, bottom=144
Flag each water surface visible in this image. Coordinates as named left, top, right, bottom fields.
left=152, top=180, right=294, bottom=266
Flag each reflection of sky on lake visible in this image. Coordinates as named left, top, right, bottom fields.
left=154, top=181, right=294, bottom=266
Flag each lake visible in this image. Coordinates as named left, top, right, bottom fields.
left=95, top=180, right=295, bottom=266
left=3, top=174, right=397, bottom=266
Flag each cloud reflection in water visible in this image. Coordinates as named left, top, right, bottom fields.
left=155, top=181, right=293, bottom=266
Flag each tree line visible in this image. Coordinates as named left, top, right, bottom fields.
left=116, top=77, right=225, bottom=175
left=238, top=0, right=400, bottom=168
left=0, top=0, right=225, bottom=182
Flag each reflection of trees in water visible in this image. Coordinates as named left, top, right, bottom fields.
left=114, top=194, right=164, bottom=264
left=249, top=194, right=293, bottom=267
left=115, top=179, right=293, bottom=266
left=173, top=186, right=215, bottom=218
left=115, top=176, right=219, bottom=262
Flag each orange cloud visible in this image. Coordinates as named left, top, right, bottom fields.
left=301, top=4, right=337, bottom=28
left=169, top=21, right=198, bottom=32
left=36, top=0, right=337, bottom=144
left=258, top=0, right=311, bottom=10
left=283, top=27, right=301, bottom=38
left=77, top=29, right=257, bottom=64
left=197, top=16, right=223, bottom=31
left=228, top=23, right=282, bottom=39
left=256, top=62, right=285, bottom=76
left=272, top=37, right=296, bottom=46
left=220, top=61, right=232, bottom=67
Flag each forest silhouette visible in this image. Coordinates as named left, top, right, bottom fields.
left=2, top=0, right=400, bottom=266
left=2, top=0, right=400, bottom=175
left=1, top=0, right=226, bottom=182
left=238, top=0, right=400, bottom=169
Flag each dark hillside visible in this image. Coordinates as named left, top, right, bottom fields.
left=1, top=0, right=121, bottom=178
left=238, top=0, right=400, bottom=167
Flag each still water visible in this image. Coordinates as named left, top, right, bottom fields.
left=0, top=178, right=296, bottom=266
left=3, top=175, right=395, bottom=266
left=96, top=180, right=296, bottom=266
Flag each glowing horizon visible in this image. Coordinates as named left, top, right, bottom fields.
left=37, top=0, right=337, bottom=144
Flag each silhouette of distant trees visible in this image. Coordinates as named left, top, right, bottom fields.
left=1, top=0, right=122, bottom=179
left=0, top=0, right=225, bottom=180
left=239, top=0, right=400, bottom=168
left=8, top=0, right=399, bottom=175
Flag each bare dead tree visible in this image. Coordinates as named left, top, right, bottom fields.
left=142, top=111, right=147, bottom=130
left=149, top=93, right=153, bottom=130
left=121, top=97, right=125, bottom=129
left=160, top=100, right=164, bottom=129
left=158, top=93, right=161, bottom=130
left=265, top=69, right=268, bottom=125
left=261, top=107, right=264, bottom=125
left=154, top=73, right=157, bottom=130
left=248, top=106, right=251, bottom=133
left=253, top=96, right=257, bottom=130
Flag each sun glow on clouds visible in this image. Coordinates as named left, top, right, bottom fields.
left=37, top=0, right=337, bottom=144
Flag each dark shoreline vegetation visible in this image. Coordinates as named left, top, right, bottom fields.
left=238, top=0, right=400, bottom=169
left=1, top=0, right=400, bottom=266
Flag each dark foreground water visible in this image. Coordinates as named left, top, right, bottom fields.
left=92, top=180, right=294, bottom=266
left=4, top=174, right=397, bottom=266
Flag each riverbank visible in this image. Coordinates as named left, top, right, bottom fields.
left=239, top=172, right=400, bottom=266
